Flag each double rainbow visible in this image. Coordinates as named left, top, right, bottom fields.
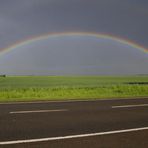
left=0, top=32, right=148, bottom=55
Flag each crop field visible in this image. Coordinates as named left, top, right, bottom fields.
left=0, top=76, right=148, bottom=102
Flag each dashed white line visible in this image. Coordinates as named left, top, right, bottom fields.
left=0, top=127, right=148, bottom=145
left=10, top=109, right=68, bottom=114
left=112, top=104, right=148, bottom=109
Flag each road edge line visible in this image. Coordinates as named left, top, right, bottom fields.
left=1, top=127, right=148, bottom=145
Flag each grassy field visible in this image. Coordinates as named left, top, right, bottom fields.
left=0, top=76, right=148, bottom=102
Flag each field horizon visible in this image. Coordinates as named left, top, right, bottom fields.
left=0, top=75, right=147, bottom=102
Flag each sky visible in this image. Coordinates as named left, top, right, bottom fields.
left=0, top=0, right=148, bottom=75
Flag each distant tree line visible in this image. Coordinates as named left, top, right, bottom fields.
left=0, top=74, right=6, bottom=77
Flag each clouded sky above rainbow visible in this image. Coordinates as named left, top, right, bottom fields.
left=0, top=0, right=148, bottom=49
left=0, top=0, right=147, bottom=75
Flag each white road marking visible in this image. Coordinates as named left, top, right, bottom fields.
left=0, top=127, right=148, bottom=145
left=112, top=104, right=148, bottom=109
left=10, top=109, right=68, bottom=114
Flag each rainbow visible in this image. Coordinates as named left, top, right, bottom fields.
left=0, top=32, right=148, bottom=55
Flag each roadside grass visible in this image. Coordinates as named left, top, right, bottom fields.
left=0, top=76, right=148, bottom=102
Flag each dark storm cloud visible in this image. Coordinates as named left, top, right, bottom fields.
left=0, top=0, right=148, bottom=49
left=0, top=0, right=148, bottom=75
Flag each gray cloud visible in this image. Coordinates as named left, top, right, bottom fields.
left=0, top=0, right=148, bottom=48
left=0, top=0, right=147, bottom=75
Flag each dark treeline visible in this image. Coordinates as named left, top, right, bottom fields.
left=0, top=75, right=6, bottom=77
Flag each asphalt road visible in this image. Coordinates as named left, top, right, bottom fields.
left=0, top=98, right=148, bottom=148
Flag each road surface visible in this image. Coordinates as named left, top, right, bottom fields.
left=0, top=98, right=148, bottom=148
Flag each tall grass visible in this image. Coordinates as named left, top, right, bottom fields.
left=0, top=76, right=148, bottom=102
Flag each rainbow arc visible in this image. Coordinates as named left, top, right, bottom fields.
left=0, top=32, right=147, bottom=55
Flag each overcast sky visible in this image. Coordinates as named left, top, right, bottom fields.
left=0, top=0, right=148, bottom=75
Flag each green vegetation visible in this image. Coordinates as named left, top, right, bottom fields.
left=0, top=76, right=148, bottom=102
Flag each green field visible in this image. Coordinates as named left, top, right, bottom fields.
left=0, top=76, right=148, bottom=102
